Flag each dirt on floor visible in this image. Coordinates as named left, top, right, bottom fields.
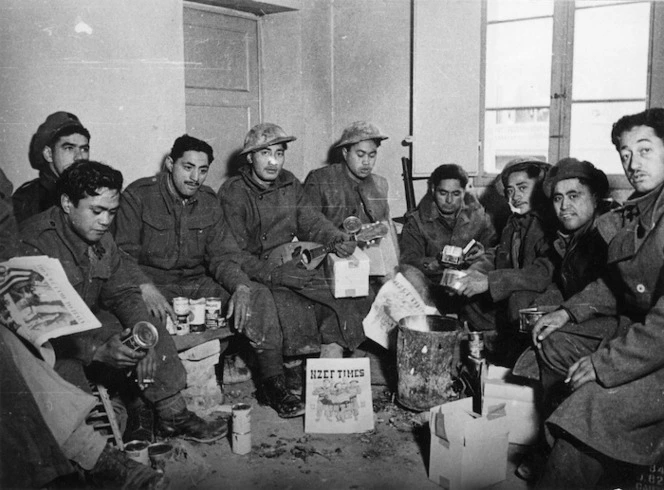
left=159, top=376, right=532, bottom=490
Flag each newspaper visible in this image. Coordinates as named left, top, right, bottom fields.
left=0, top=256, right=101, bottom=366
left=362, top=272, right=438, bottom=349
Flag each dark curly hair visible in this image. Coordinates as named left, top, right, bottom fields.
left=611, top=108, right=664, bottom=151
left=170, top=134, right=214, bottom=163
left=56, top=160, right=123, bottom=206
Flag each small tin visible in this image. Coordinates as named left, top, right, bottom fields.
left=122, top=321, right=159, bottom=351
left=148, top=442, right=173, bottom=473
left=468, top=331, right=484, bottom=360
left=125, top=440, right=150, bottom=465
left=205, top=297, right=222, bottom=330
left=439, top=245, right=463, bottom=266
left=440, top=269, right=467, bottom=292
left=518, top=308, right=547, bottom=334
left=189, top=297, right=206, bottom=333
left=173, top=297, right=190, bottom=336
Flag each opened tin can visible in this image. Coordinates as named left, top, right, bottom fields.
left=122, top=321, right=159, bottom=351
left=173, top=297, right=190, bottom=335
left=205, top=297, right=222, bottom=330
left=189, top=298, right=206, bottom=333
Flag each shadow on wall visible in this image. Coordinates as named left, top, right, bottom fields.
left=477, top=176, right=511, bottom=237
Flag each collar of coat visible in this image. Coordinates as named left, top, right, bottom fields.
left=239, top=164, right=296, bottom=193
left=416, top=191, right=483, bottom=225
left=160, top=171, right=199, bottom=208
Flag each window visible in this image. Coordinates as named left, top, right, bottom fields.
left=482, top=0, right=652, bottom=177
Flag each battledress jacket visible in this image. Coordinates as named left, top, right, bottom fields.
left=399, top=192, right=497, bottom=279
left=219, top=166, right=371, bottom=353
left=19, top=207, right=151, bottom=365
left=114, top=172, right=251, bottom=293
left=12, top=169, right=59, bottom=225
left=547, top=184, right=664, bottom=466
left=303, top=163, right=391, bottom=226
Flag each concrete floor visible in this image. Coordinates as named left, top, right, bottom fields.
left=163, top=379, right=534, bottom=490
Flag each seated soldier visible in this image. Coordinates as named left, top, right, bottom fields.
left=303, top=121, right=399, bottom=256
left=13, top=111, right=90, bottom=224
left=218, top=123, right=371, bottom=366
left=399, top=164, right=497, bottom=311
left=532, top=108, right=664, bottom=489
left=19, top=160, right=227, bottom=444
left=1, top=167, right=166, bottom=489
left=454, top=158, right=555, bottom=363
left=512, top=157, right=615, bottom=482
left=114, top=135, right=303, bottom=419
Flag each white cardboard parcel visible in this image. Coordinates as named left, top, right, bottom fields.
left=482, top=365, right=540, bottom=446
left=429, top=397, right=509, bottom=490
left=325, top=248, right=370, bottom=298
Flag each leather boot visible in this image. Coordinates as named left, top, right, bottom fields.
left=124, top=398, right=154, bottom=443
left=283, top=360, right=303, bottom=395
left=257, top=374, right=305, bottom=418
left=156, top=409, right=228, bottom=443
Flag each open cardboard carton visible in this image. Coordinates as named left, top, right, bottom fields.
left=429, top=396, right=509, bottom=489
left=325, top=248, right=370, bottom=298
left=482, top=365, right=540, bottom=446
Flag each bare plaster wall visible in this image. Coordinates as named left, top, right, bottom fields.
left=0, top=0, right=186, bottom=192
left=261, top=0, right=412, bottom=218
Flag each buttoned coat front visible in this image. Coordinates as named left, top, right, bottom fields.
left=549, top=185, right=664, bottom=465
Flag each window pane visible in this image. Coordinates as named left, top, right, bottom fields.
left=569, top=101, right=646, bottom=174
left=484, top=108, right=550, bottom=174
left=486, top=18, right=553, bottom=108
left=573, top=3, right=650, bottom=100
left=487, top=0, right=553, bottom=22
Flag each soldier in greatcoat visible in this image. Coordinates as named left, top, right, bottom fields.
left=532, top=108, right=664, bottom=488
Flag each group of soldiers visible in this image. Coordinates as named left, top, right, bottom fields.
left=3, top=106, right=664, bottom=489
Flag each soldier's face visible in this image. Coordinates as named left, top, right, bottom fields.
left=62, top=187, right=119, bottom=244
left=167, top=150, right=209, bottom=198
left=505, top=171, right=536, bottom=214
left=552, top=178, right=597, bottom=232
left=43, top=133, right=90, bottom=177
left=619, top=125, right=664, bottom=194
left=343, top=140, right=378, bottom=182
left=249, top=144, right=285, bottom=187
left=433, top=179, right=465, bottom=216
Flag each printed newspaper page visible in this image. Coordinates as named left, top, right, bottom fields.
left=362, top=272, right=438, bottom=348
left=0, top=256, right=101, bottom=365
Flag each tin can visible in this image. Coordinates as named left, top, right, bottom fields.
left=173, top=297, right=190, bottom=336
left=205, top=297, right=222, bottom=330
left=189, top=298, right=206, bottom=333
left=468, top=331, right=484, bottom=360
left=519, top=307, right=546, bottom=334
left=439, top=245, right=463, bottom=266
left=122, top=321, right=159, bottom=351
left=125, top=440, right=150, bottom=465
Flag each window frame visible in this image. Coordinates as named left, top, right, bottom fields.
left=476, top=0, right=655, bottom=189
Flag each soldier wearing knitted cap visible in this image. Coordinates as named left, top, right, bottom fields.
left=13, top=112, right=90, bottom=224
left=219, top=122, right=374, bottom=391
left=454, top=157, right=556, bottom=364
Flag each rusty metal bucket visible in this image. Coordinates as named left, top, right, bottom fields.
left=396, top=315, right=462, bottom=411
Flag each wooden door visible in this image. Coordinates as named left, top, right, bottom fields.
left=183, top=5, right=260, bottom=192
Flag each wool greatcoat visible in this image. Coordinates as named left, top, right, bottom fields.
left=218, top=166, right=372, bottom=355
left=466, top=210, right=556, bottom=329
left=399, top=192, right=497, bottom=281
left=12, top=168, right=59, bottom=225
left=543, top=183, right=664, bottom=466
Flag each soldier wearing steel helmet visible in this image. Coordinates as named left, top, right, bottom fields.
left=218, top=123, right=373, bottom=385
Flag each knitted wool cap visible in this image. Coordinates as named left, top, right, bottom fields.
left=240, top=123, right=296, bottom=155
left=543, top=157, right=609, bottom=198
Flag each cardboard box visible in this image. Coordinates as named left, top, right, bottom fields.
left=429, top=397, right=509, bottom=489
left=325, top=248, right=370, bottom=298
left=482, top=365, right=540, bottom=446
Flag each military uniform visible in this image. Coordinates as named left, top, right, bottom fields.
left=219, top=166, right=371, bottom=354
left=114, top=172, right=281, bottom=352
left=400, top=192, right=497, bottom=280
left=12, top=170, right=59, bottom=226
left=542, top=184, right=664, bottom=466
left=19, top=207, right=186, bottom=402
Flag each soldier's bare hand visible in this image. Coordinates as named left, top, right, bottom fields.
left=333, top=236, right=356, bottom=258
left=136, top=347, right=157, bottom=390
left=227, top=284, right=251, bottom=333
left=455, top=270, right=489, bottom=297
left=533, top=309, right=570, bottom=348
left=93, top=329, right=145, bottom=369
left=566, top=355, right=597, bottom=391
left=140, top=283, right=175, bottom=324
